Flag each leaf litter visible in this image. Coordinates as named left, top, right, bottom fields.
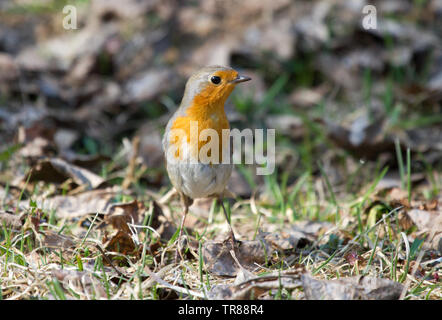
left=301, top=275, right=404, bottom=300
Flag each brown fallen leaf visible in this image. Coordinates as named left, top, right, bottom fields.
left=406, top=208, right=442, bottom=253
left=324, top=112, right=395, bottom=160
left=60, top=150, right=110, bottom=170
left=233, top=266, right=256, bottom=285
left=43, top=231, right=77, bottom=249
left=293, top=220, right=334, bottom=235
left=263, top=220, right=333, bottom=251
left=377, top=173, right=426, bottom=192
left=323, top=103, right=442, bottom=163
left=100, top=200, right=147, bottom=255
left=259, top=230, right=310, bottom=251
left=102, top=229, right=139, bottom=256
left=52, top=269, right=107, bottom=299
left=208, top=268, right=305, bottom=299
left=0, top=211, right=22, bottom=230
left=407, top=209, right=442, bottom=232
left=24, top=158, right=105, bottom=190
left=388, top=188, right=410, bottom=204
left=122, top=69, right=175, bottom=104
left=20, top=187, right=118, bottom=219
left=103, top=200, right=145, bottom=233
left=301, top=275, right=404, bottom=300
left=18, top=137, right=56, bottom=159
left=365, top=19, right=437, bottom=55
left=398, top=210, right=414, bottom=231
left=203, top=239, right=271, bottom=276
left=420, top=199, right=438, bottom=211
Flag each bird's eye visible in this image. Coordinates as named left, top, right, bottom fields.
left=210, top=76, right=221, bottom=84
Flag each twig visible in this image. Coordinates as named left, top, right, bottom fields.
left=122, top=135, right=141, bottom=190
left=95, top=244, right=131, bottom=281
left=144, top=266, right=204, bottom=298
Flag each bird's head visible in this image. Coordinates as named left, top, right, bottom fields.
left=181, top=65, right=251, bottom=110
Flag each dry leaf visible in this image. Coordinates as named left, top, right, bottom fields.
left=209, top=268, right=304, bottom=299
left=259, top=230, right=310, bottom=251
left=100, top=200, right=147, bottom=255
left=292, top=220, right=334, bottom=236
left=0, top=211, right=22, bottom=230
left=263, top=220, right=333, bottom=251
left=122, top=69, right=175, bottom=104
left=102, top=229, right=139, bottom=255
left=52, top=269, right=107, bottom=299
left=377, top=173, right=426, bottom=192
left=43, top=230, right=77, bottom=249
left=20, top=187, right=118, bottom=219
left=407, top=209, right=442, bottom=233
left=301, top=275, right=404, bottom=300
left=18, top=137, right=56, bottom=159
left=60, top=151, right=110, bottom=169
left=407, top=208, right=442, bottom=252
left=324, top=113, right=395, bottom=160
left=203, top=239, right=271, bottom=276
left=25, top=158, right=105, bottom=190
left=104, top=200, right=145, bottom=233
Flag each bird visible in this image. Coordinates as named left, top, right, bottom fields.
left=162, top=65, right=251, bottom=260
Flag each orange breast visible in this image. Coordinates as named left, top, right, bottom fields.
left=171, top=107, right=229, bottom=163
left=170, top=69, right=238, bottom=163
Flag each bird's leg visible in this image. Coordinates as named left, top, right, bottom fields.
left=175, top=193, right=191, bottom=263
left=218, top=197, right=239, bottom=249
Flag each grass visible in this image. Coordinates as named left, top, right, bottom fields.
left=5, top=162, right=438, bottom=300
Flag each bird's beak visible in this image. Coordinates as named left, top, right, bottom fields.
left=230, top=74, right=251, bottom=84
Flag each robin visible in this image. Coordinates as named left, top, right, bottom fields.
left=162, top=65, right=251, bottom=259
